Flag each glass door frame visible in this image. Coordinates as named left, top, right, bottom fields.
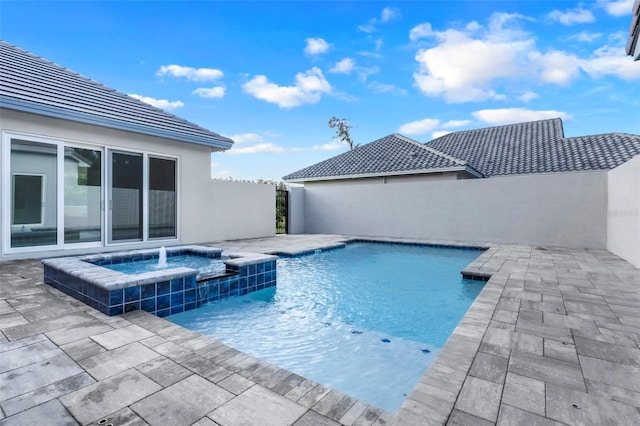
left=1, top=131, right=106, bottom=254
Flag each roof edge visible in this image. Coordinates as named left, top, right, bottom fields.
left=284, top=165, right=477, bottom=183
left=1, top=97, right=234, bottom=150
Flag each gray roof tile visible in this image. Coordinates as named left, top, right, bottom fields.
left=284, top=118, right=640, bottom=181
left=283, top=133, right=475, bottom=181
left=0, top=41, right=233, bottom=149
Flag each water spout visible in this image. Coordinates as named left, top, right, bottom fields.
left=158, top=246, right=167, bottom=268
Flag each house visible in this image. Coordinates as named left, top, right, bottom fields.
left=283, top=119, right=640, bottom=266
left=627, top=0, right=640, bottom=61
left=0, top=41, right=274, bottom=260
left=284, top=118, right=640, bottom=182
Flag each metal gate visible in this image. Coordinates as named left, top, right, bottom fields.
left=276, top=189, right=288, bottom=234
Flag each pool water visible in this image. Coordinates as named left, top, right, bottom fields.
left=102, top=254, right=227, bottom=276
left=169, top=242, right=484, bottom=412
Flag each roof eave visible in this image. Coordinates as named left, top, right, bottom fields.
left=0, top=97, right=234, bottom=150
left=284, top=165, right=481, bottom=183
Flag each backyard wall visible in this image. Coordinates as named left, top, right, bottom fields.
left=202, top=179, right=276, bottom=242
left=607, top=155, right=640, bottom=268
left=297, top=171, right=608, bottom=249
left=288, top=185, right=305, bottom=234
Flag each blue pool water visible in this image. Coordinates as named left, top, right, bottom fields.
left=169, top=242, right=484, bottom=411
left=102, top=255, right=227, bottom=276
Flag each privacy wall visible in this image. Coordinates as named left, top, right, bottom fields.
left=607, top=155, right=640, bottom=268
left=300, top=171, right=608, bottom=249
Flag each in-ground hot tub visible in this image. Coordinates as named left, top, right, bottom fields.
left=43, top=245, right=277, bottom=317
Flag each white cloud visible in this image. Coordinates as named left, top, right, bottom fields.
left=227, top=143, right=287, bottom=155
left=409, top=23, right=434, bottom=41
left=157, top=65, right=223, bottom=82
left=398, top=118, right=440, bottom=135
left=598, top=0, right=634, bottom=17
left=518, top=91, right=540, bottom=102
left=368, top=82, right=407, bottom=95
left=291, top=142, right=345, bottom=152
left=242, top=67, right=332, bottom=108
left=330, top=58, right=355, bottom=74
left=431, top=130, right=452, bottom=139
left=547, top=6, right=595, bottom=25
left=569, top=31, right=603, bottom=42
left=442, top=120, right=472, bottom=128
left=359, top=7, right=401, bottom=32
left=129, top=94, right=184, bottom=110
left=582, top=46, right=640, bottom=80
left=529, top=50, right=582, bottom=85
left=228, top=133, right=265, bottom=144
left=472, top=108, right=571, bottom=125
left=381, top=7, right=401, bottom=22
left=412, top=13, right=534, bottom=102
left=192, top=86, right=225, bottom=99
left=304, top=37, right=331, bottom=55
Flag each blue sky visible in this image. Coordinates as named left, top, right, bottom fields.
left=2, top=1, right=639, bottom=181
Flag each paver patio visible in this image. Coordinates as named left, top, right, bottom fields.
left=1, top=235, right=639, bottom=425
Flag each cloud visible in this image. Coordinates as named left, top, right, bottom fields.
left=568, top=31, right=603, bottom=42
left=518, top=91, right=540, bottom=102
left=157, top=65, right=223, bottom=82
left=291, top=142, right=345, bottom=152
left=528, top=50, right=582, bottom=85
left=582, top=46, right=640, bottom=80
left=472, top=108, right=571, bottom=125
left=368, top=82, right=407, bottom=95
left=598, top=0, right=634, bottom=17
left=242, top=67, right=332, bottom=108
left=412, top=13, right=535, bottom=102
left=228, top=133, right=265, bottom=144
left=304, top=37, right=331, bottom=55
left=129, top=94, right=184, bottom=110
left=359, top=7, right=401, bottom=32
left=547, top=6, right=595, bottom=25
left=442, top=120, right=472, bottom=128
left=409, top=23, right=434, bottom=41
left=431, top=130, right=452, bottom=139
left=381, top=7, right=401, bottom=22
left=330, top=58, right=355, bottom=74
left=398, top=118, right=440, bottom=135
left=227, top=143, right=287, bottom=155
left=192, top=86, right=225, bottom=99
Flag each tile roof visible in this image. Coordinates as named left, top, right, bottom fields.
left=283, top=133, right=481, bottom=182
left=0, top=41, right=233, bottom=150
left=283, top=118, right=640, bottom=181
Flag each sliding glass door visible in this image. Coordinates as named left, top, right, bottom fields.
left=109, top=151, right=143, bottom=242
left=64, top=147, right=102, bottom=243
left=149, top=157, right=177, bottom=239
left=10, top=140, right=58, bottom=248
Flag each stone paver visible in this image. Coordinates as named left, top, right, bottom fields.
left=1, top=236, right=639, bottom=425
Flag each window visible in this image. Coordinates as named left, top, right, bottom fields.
left=149, top=157, right=177, bottom=239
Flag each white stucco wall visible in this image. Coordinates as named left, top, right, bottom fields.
left=607, top=155, right=640, bottom=268
left=204, top=179, right=276, bottom=242
left=0, top=109, right=275, bottom=259
left=288, top=185, right=305, bottom=234
left=301, top=171, right=608, bottom=249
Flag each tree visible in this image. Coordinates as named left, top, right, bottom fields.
left=328, top=116, right=358, bottom=150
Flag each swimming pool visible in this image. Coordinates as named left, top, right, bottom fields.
left=169, top=242, right=484, bottom=412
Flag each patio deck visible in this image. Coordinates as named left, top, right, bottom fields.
left=1, top=235, right=639, bottom=425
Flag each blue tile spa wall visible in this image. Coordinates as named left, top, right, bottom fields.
left=44, top=259, right=277, bottom=317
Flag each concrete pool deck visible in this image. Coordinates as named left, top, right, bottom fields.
left=1, top=235, right=639, bottom=425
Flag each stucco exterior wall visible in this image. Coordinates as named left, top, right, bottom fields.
left=301, top=171, right=608, bottom=249
left=0, top=109, right=274, bottom=259
left=607, top=155, right=640, bottom=268
left=288, top=185, right=305, bottom=234
left=205, top=179, right=276, bottom=241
